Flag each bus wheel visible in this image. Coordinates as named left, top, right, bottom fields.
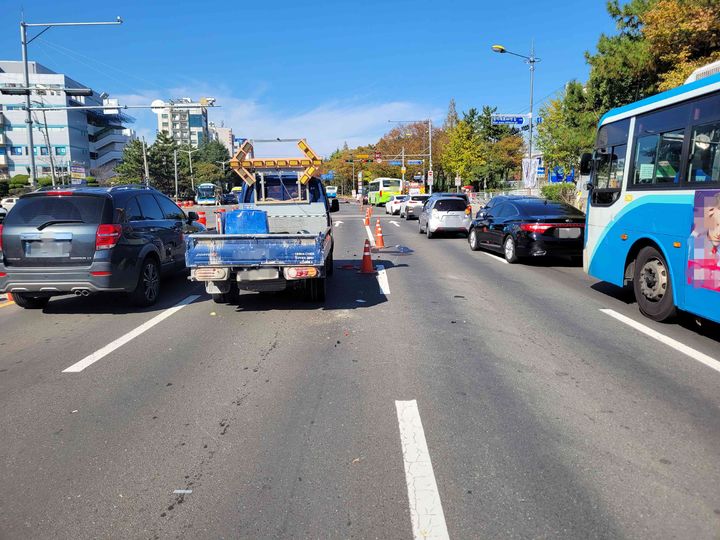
left=633, top=246, right=676, bottom=322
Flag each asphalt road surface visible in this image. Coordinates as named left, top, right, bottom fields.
left=1, top=202, right=719, bottom=539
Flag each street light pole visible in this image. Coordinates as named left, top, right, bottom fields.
left=183, top=149, right=199, bottom=191
left=491, top=43, right=540, bottom=160
left=174, top=149, right=179, bottom=200
left=19, top=16, right=122, bottom=187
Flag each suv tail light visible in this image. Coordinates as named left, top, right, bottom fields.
left=45, top=191, right=74, bottom=196
left=465, top=205, right=472, bottom=215
left=95, top=224, right=122, bottom=250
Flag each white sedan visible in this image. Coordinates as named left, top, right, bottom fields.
left=385, top=195, right=408, bottom=215
left=400, top=194, right=430, bottom=220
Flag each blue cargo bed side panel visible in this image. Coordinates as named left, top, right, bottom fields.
left=186, top=235, right=324, bottom=267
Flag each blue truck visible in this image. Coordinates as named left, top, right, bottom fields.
left=186, top=172, right=339, bottom=303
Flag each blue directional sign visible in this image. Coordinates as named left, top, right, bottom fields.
left=407, top=159, right=423, bottom=165
left=491, top=115, right=525, bottom=125
left=389, top=160, right=402, bottom=166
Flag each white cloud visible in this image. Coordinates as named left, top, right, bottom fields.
left=114, top=87, right=442, bottom=157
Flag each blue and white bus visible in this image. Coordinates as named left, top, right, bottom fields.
left=584, top=61, right=720, bottom=324
left=195, top=183, right=219, bottom=206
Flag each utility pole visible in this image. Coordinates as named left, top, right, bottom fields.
left=19, top=16, right=123, bottom=187
left=528, top=40, right=536, bottom=164
left=142, top=137, right=150, bottom=187
left=401, top=146, right=405, bottom=191
left=38, top=107, right=57, bottom=187
left=20, top=22, right=36, bottom=186
left=173, top=149, right=179, bottom=200
left=428, top=119, right=433, bottom=195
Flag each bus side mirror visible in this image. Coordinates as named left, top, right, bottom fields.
left=580, top=152, right=593, bottom=175
left=585, top=182, right=594, bottom=192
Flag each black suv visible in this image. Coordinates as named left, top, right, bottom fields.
left=0, top=185, right=204, bottom=309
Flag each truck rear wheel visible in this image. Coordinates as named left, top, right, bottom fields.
left=306, top=277, right=326, bottom=302
left=212, top=282, right=239, bottom=304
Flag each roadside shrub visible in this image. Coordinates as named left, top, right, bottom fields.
left=541, top=182, right=577, bottom=206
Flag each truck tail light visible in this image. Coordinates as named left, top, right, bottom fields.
left=95, top=224, right=122, bottom=250
left=284, top=266, right=318, bottom=280
left=192, top=267, right=228, bottom=281
left=379, top=190, right=383, bottom=199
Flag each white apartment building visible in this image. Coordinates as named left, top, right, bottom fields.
left=209, top=122, right=234, bottom=156
left=0, top=61, right=134, bottom=180
left=154, top=98, right=209, bottom=148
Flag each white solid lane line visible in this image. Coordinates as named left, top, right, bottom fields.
left=376, top=264, right=391, bottom=295
left=365, top=225, right=376, bottom=247
left=395, top=400, right=450, bottom=540
left=481, top=251, right=509, bottom=264
left=62, top=295, right=201, bottom=373
left=600, top=308, right=720, bottom=375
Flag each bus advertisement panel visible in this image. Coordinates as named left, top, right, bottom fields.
left=584, top=67, right=720, bottom=324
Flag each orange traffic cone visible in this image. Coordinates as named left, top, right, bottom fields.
left=359, top=239, right=375, bottom=274
left=364, top=209, right=370, bottom=226
left=374, top=219, right=385, bottom=248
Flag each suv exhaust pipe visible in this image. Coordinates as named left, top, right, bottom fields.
left=73, top=289, right=91, bottom=297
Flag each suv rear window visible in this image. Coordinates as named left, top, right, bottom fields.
left=434, top=199, right=467, bottom=212
left=5, top=195, right=108, bottom=227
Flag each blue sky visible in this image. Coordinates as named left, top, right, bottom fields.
left=0, top=0, right=617, bottom=155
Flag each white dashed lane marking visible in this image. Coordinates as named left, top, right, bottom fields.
left=395, top=400, right=450, bottom=540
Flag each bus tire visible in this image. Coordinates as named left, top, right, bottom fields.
left=633, top=246, right=676, bottom=322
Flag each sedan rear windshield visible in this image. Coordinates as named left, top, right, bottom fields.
left=434, top=199, right=468, bottom=212
left=411, top=196, right=429, bottom=201
left=518, top=200, right=583, bottom=217
left=5, top=195, right=108, bottom=227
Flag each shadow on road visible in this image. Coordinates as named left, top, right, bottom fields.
left=231, top=258, right=404, bottom=312
left=39, top=273, right=206, bottom=315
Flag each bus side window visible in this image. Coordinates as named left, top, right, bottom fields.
left=687, top=121, right=720, bottom=184
left=632, top=129, right=685, bottom=186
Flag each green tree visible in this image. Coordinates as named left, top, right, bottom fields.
left=148, top=132, right=178, bottom=193
left=536, top=81, right=598, bottom=172
left=114, top=139, right=146, bottom=184
left=193, top=162, right=224, bottom=186
left=196, top=139, right=230, bottom=165
left=440, top=111, right=485, bottom=183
